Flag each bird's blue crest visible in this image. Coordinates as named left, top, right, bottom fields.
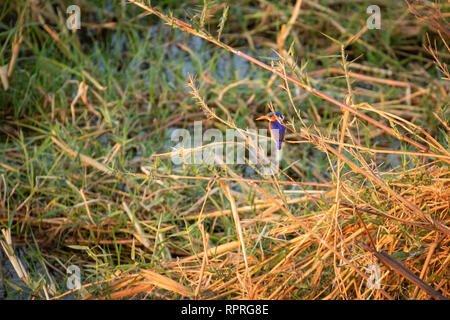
left=268, top=112, right=284, bottom=120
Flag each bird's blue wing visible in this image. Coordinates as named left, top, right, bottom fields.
left=270, top=121, right=286, bottom=149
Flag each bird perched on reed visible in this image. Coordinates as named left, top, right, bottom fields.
left=256, top=112, right=286, bottom=149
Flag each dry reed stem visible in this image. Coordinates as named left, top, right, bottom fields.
left=123, top=202, right=152, bottom=250
left=141, top=270, right=191, bottom=297
left=220, top=182, right=251, bottom=282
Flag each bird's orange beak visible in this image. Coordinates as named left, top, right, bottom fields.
left=256, top=115, right=271, bottom=121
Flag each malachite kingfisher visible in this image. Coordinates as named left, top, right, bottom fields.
left=256, top=112, right=286, bottom=150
